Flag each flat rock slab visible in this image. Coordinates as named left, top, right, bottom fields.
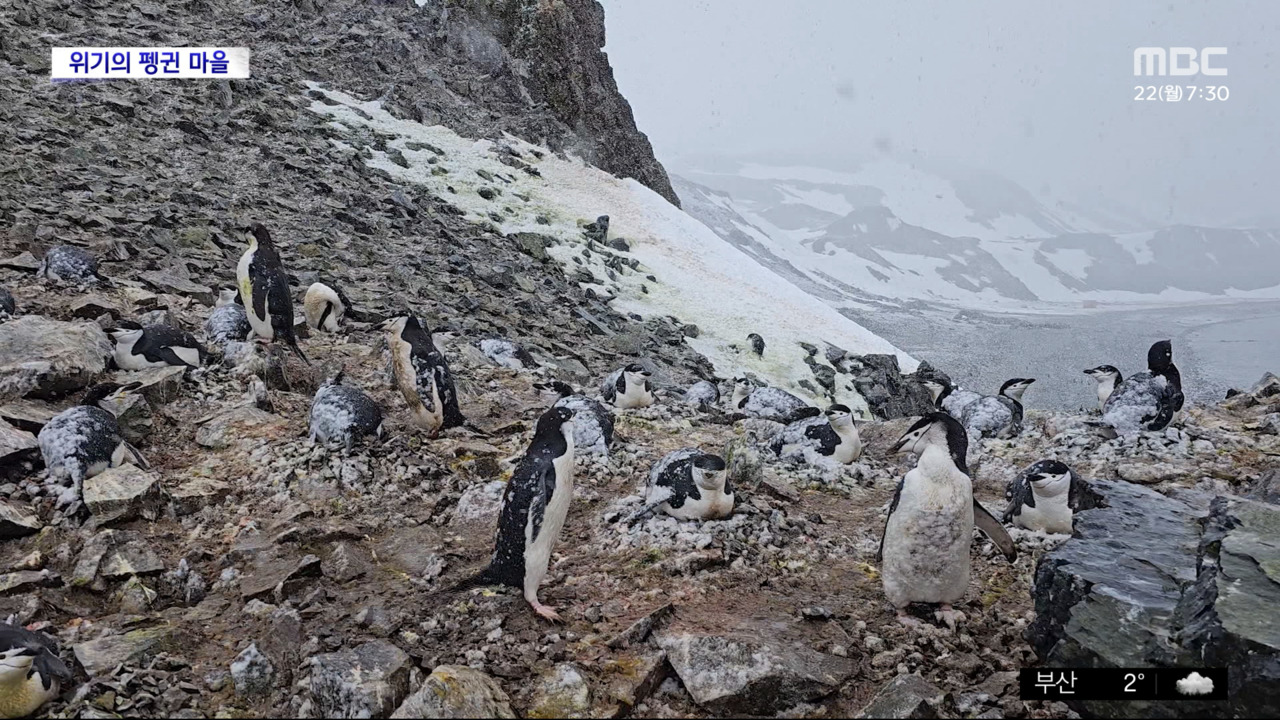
left=528, top=663, right=592, bottom=719
left=169, top=476, right=231, bottom=516
left=82, top=465, right=161, bottom=521
left=195, top=406, right=288, bottom=449
left=0, top=316, right=112, bottom=400
left=856, top=673, right=951, bottom=718
left=308, top=640, right=411, bottom=719
left=656, top=631, right=856, bottom=715
left=115, top=366, right=186, bottom=404
left=73, top=624, right=175, bottom=677
left=0, top=419, right=37, bottom=463
left=391, top=665, right=516, bottom=719
left=0, top=498, right=42, bottom=539
left=139, top=270, right=214, bottom=305
left=0, top=398, right=62, bottom=432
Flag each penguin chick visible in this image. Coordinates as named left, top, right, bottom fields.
left=382, top=316, right=465, bottom=436
left=960, top=378, right=1035, bottom=440
left=630, top=448, right=732, bottom=523
left=601, top=363, right=654, bottom=409
left=38, top=383, right=148, bottom=507
left=303, top=282, right=350, bottom=333
left=536, top=381, right=613, bottom=457
left=457, top=406, right=575, bottom=622
left=309, top=371, right=384, bottom=451
left=1002, top=459, right=1096, bottom=534
left=770, top=404, right=862, bottom=464
left=747, top=333, right=765, bottom=357
left=0, top=623, right=72, bottom=720
left=879, top=412, right=1016, bottom=630
left=1101, top=340, right=1182, bottom=435
left=1083, top=365, right=1122, bottom=411
left=729, top=378, right=820, bottom=424
left=0, top=287, right=15, bottom=321
left=109, top=324, right=206, bottom=370
left=682, top=379, right=720, bottom=408
left=235, top=223, right=308, bottom=364
left=37, top=245, right=103, bottom=286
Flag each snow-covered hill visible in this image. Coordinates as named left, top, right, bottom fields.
left=675, top=158, right=1280, bottom=310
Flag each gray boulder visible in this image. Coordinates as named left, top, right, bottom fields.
left=0, top=316, right=112, bottom=400
left=837, top=353, right=936, bottom=420
left=856, top=673, right=952, bottom=718
left=308, top=640, right=412, bottom=719
left=391, top=665, right=515, bottom=718
left=231, top=643, right=275, bottom=696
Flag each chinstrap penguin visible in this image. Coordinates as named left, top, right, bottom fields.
left=628, top=448, right=732, bottom=523
left=1100, top=340, right=1183, bottom=435
left=729, top=378, right=820, bottom=424
left=1002, top=459, right=1097, bottom=534
left=879, top=412, right=1016, bottom=630
left=37, top=245, right=103, bottom=286
left=921, top=379, right=952, bottom=408
left=682, top=379, right=720, bottom=408
left=601, top=363, right=654, bottom=409
left=309, top=370, right=384, bottom=450
left=303, top=281, right=353, bottom=333
left=0, top=287, right=14, bottom=321
left=236, top=223, right=308, bottom=364
left=536, top=381, right=614, bottom=457
left=109, top=322, right=206, bottom=370
left=205, top=289, right=251, bottom=347
left=1083, top=365, right=1122, bottom=412
left=770, top=404, right=862, bottom=464
left=455, top=406, right=576, bottom=622
left=37, top=383, right=149, bottom=508
left=747, top=333, right=765, bottom=357
left=479, top=338, right=535, bottom=370
left=960, top=378, right=1035, bottom=440
left=382, top=316, right=465, bottom=436
left=0, top=622, right=72, bottom=719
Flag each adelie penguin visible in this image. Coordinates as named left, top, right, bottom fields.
left=1083, top=365, right=1122, bottom=411
left=729, top=378, right=820, bottom=424
left=108, top=321, right=207, bottom=370
left=1100, top=340, right=1183, bottom=436
left=37, top=245, right=104, bottom=287
left=38, top=383, right=149, bottom=508
left=536, top=381, right=613, bottom=457
left=455, top=406, right=576, bottom=622
left=600, top=363, right=654, bottom=409
left=1002, top=459, right=1098, bottom=534
left=628, top=448, right=732, bottom=523
left=303, top=281, right=354, bottom=333
left=770, top=404, right=862, bottom=464
left=0, top=622, right=72, bottom=719
left=382, top=315, right=465, bottom=436
left=960, top=378, right=1035, bottom=440
left=309, top=370, right=384, bottom=450
left=879, top=412, right=1016, bottom=630
left=236, top=223, right=309, bottom=364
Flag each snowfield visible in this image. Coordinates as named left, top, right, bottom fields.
left=305, top=84, right=915, bottom=410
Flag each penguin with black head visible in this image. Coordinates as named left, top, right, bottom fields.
left=0, top=621, right=72, bottom=719
left=627, top=448, right=732, bottom=523
left=108, top=321, right=207, bottom=370
left=235, top=223, right=308, bottom=364
left=381, top=315, right=465, bottom=437
left=455, top=406, right=576, bottom=621
left=1083, top=365, right=1123, bottom=411
left=601, top=362, right=654, bottom=409
left=1100, top=340, right=1183, bottom=435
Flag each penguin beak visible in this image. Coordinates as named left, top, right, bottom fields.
left=889, top=434, right=910, bottom=454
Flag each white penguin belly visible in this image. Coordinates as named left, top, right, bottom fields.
left=615, top=382, right=653, bottom=409
left=882, top=468, right=973, bottom=608
left=1014, top=501, right=1073, bottom=534
left=832, top=433, right=862, bottom=464
left=0, top=670, right=58, bottom=719
left=523, top=450, right=575, bottom=601
left=663, top=488, right=734, bottom=521
left=237, top=251, right=273, bottom=341
left=114, top=345, right=163, bottom=370
left=392, top=343, right=443, bottom=432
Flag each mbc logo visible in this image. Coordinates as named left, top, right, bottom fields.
left=1134, top=47, right=1227, bottom=76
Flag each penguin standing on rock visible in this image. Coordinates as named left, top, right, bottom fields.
left=1002, top=459, right=1097, bottom=534
left=747, top=333, right=765, bottom=357
left=309, top=370, right=384, bottom=450
left=205, top=289, right=251, bottom=347
left=0, top=622, right=72, bottom=719
left=729, top=378, right=820, bottom=424
left=235, top=223, right=308, bottom=364
left=303, top=281, right=353, bottom=333
left=109, top=322, right=207, bottom=370
left=1100, top=340, right=1183, bottom=435
left=455, top=406, right=576, bottom=622
left=960, top=378, right=1035, bottom=440
left=37, top=383, right=148, bottom=508
left=601, top=363, right=654, bottom=409
left=536, top=381, right=613, bottom=457
left=1083, top=365, right=1122, bottom=411
left=879, top=413, right=1016, bottom=630
left=382, top=316, right=465, bottom=436
left=770, top=404, right=862, bottom=464
left=628, top=448, right=732, bottom=523
left=37, top=245, right=104, bottom=286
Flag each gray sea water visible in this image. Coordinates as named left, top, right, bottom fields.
left=854, top=300, right=1280, bottom=412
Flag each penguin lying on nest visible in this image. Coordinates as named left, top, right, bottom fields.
left=729, top=378, right=820, bottom=424
left=770, top=404, right=862, bottom=464
left=309, top=370, right=384, bottom=450
left=535, top=381, right=613, bottom=457
left=108, top=321, right=207, bottom=370
left=879, top=413, right=1016, bottom=630
left=205, top=289, right=251, bottom=347
left=682, top=380, right=720, bottom=408
left=1002, top=459, right=1100, bottom=534
left=303, top=281, right=354, bottom=333
left=0, top=622, right=72, bottom=719
left=960, top=378, right=1035, bottom=440
left=1099, top=340, right=1183, bottom=436
left=38, top=383, right=148, bottom=507
left=600, top=363, right=654, bottom=409
left=236, top=223, right=309, bottom=364
left=38, top=245, right=105, bottom=287
left=452, top=406, right=576, bottom=622
left=627, top=448, right=732, bottom=523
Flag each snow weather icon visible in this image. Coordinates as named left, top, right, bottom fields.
left=1176, top=671, right=1215, bottom=696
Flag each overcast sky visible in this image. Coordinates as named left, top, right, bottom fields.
left=600, top=0, right=1280, bottom=227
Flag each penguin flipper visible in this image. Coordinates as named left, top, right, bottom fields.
left=148, top=345, right=198, bottom=369
left=123, top=442, right=150, bottom=471
left=876, top=476, right=905, bottom=563
left=285, top=334, right=311, bottom=366
left=973, top=499, right=1016, bottom=562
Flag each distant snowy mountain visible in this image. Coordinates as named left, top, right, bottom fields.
left=674, top=157, right=1280, bottom=310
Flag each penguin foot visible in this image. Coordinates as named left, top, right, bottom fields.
left=895, top=610, right=926, bottom=630
left=529, top=600, right=562, bottom=623
left=934, top=605, right=966, bottom=631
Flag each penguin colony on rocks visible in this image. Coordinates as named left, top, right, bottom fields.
left=4, top=225, right=1213, bottom=715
